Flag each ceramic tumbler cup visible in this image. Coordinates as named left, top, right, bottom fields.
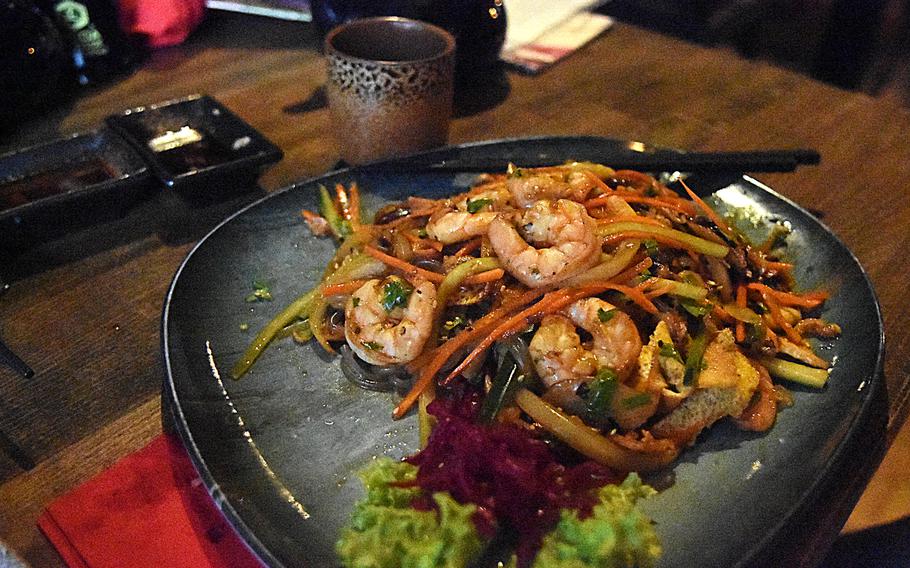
left=324, top=17, right=456, bottom=165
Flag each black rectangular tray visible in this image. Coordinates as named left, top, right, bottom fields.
left=105, top=94, right=283, bottom=193
left=0, top=128, right=154, bottom=253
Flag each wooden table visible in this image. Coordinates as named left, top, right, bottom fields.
left=1, top=12, right=908, bottom=567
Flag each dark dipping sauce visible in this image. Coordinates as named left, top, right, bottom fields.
left=153, top=136, right=234, bottom=176
left=0, top=157, right=117, bottom=213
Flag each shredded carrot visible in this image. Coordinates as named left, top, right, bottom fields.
left=365, top=245, right=503, bottom=288
left=583, top=170, right=613, bottom=193
left=735, top=284, right=747, bottom=343
left=466, top=268, right=505, bottom=285
left=609, top=256, right=653, bottom=286
left=678, top=178, right=735, bottom=238
left=454, top=237, right=482, bottom=257
left=334, top=183, right=353, bottom=222
left=442, top=282, right=659, bottom=385
left=364, top=245, right=444, bottom=284
left=394, top=287, right=549, bottom=418
left=604, top=283, right=660, bottom=314
left=762, top=260, right=794, bottom=273
left=403, top=230, right=444, bottom=252
left=381, top=208, right=438, bottom=228
left=441, top=292, right=570, bottom=384
left=321, top=279, right=368, bottom=297
left=613, top=169, right=657, bottom=191
left=711, top=304, right=737, bottom=324
left=348, top=182, right=362, bottom=228
left=747, top=282, right=827, bottom=309
left=301, top=209, right=323, bottom=223
left=587, top=195, right=698, bottom=216
left=757, top=289, right=804, bottom=345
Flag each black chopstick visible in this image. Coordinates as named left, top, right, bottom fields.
left=359, top=149, right=820, bottom=174
left=0, top=277, right=34, bottom=379
left=0, top=428, right=35, bottom=470
left=0, top=337, right=34, bottom=379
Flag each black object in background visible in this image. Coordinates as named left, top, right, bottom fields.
left=39, top=0, right=137, bottom=86
left=0, top=0, right=71, bottom=128
left=310, top=0, right=507, bottom=80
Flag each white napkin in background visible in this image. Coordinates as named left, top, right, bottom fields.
left=503, top=0, right=613, bottom=73
left=503, top=0, right=607, bottom=52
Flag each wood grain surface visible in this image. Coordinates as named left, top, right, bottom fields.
left=1, top=11, right=908, bottom=567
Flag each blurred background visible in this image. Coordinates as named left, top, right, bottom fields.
left=2, top=0, right=909, bottom=133
left=602, top=0, right=910, bottom=102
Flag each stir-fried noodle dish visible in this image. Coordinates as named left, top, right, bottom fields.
left=232, top=162, right=840, bottom=567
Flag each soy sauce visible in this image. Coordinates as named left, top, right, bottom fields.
left=0, top=158, right=116, bottom=212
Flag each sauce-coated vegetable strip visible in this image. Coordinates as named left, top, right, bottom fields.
left=754, top=287, right=804, bottom=345
left=762, top=259, right=794, bottom=273
left=321, top=279, right=369, bottom=297
left=394, top=287, right=551, bottom=419
left=711, top=304, right=737, bottom=324
left=613, top=169, right=660, bottom=191
left=231, top=289, right=318, bottom=379
left=735, top=284, right=747, bottom=343
left=678, top=178, right=735, bottom=239
left=436, top=258, right=502, bottom=315
left=586, top=195, right=698, bottom=217
left=761, top=357, right=829, bottom=388
left=514, top=389, right=679, bottom=472
left=722, top=301, right=762, bottom=325
left=746, top=282, right=828, bottom=309
left=380, top=208, right=437, bottom=228
left=322, top=230, right=376, bottom=279
left=606, top=283, right=660, bottom=314
left=364, top=245, right=445, bottom=284
left=309, top=297, right=334, bottom=353
left=609, top=257, right=654, bottom=286
left=601, top=231, right=723, bottom=258
left=582, top=169, right=612, bottom=193
left=638, top=277, right=702, bottom=301
left=319, top=184, right=350, bottom=240
left=597, top=221, right=729, bottom=257
left=598, top=215, right=667, bottom=227
left=454, top=237, right=482, bottom=257
left=566, top=239, right=640, bottom=286
left=348, top=182, right=362, bottom=228
left=335, top=183, right=354, bottom=224
left=403, top=230, right=443, bottom=252
left=365, top=245, right=502, bottom=286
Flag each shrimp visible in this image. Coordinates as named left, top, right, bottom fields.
left=562, top=298, right=643, bottom=380
left=530, top=299, right=646, bottom=427
left=425, top=188, right=511, bottom=244
left=344, top=276, right=436, bottom=366
left=488, top=199, right=599, bottom=287
left=506, top=170, right=596, bottom=208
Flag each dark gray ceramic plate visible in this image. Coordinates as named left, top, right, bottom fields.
left=162, top=137, right=885, bottom=568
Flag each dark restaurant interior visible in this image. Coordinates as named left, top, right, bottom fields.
left=1, top=1, right=909, bottom=567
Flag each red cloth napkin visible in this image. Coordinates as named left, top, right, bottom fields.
left=38, top=434, right=263, bottom=568
left=117, top=0, right=206, bottom=48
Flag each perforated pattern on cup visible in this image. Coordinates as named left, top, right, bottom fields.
left=327, top=54, right=452, bottom=106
